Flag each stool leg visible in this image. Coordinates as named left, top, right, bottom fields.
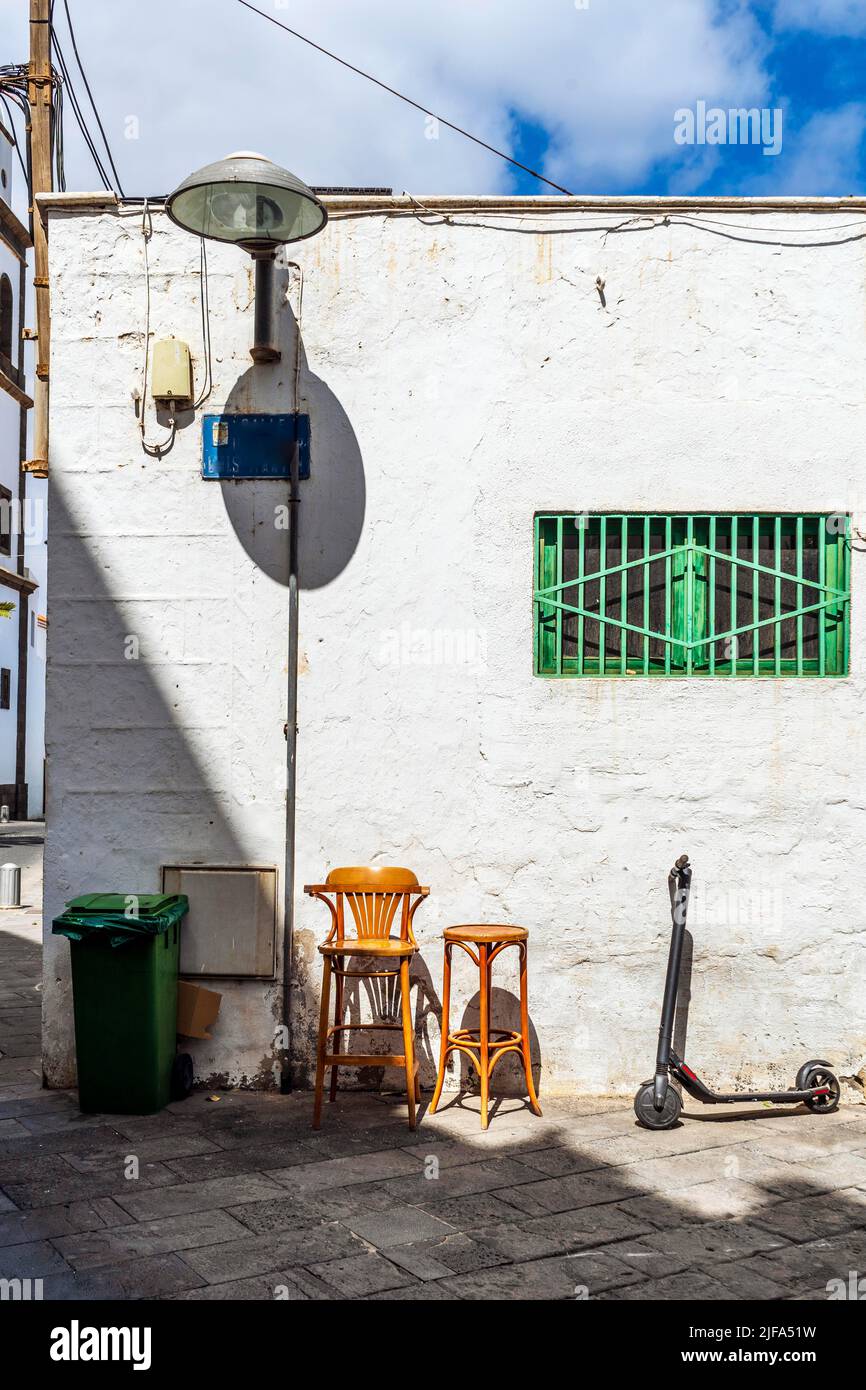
left=399, top=957, right=417, bottom=1130
left=313, top=956, right=332, bottom=1130
left=479, top=942, right=490, bottom=1130
left=329, top=960, right=344, bottom=1103
left=519, top=942, right=542, bottom=1117
left=428, top=942, right=451, bottom=1114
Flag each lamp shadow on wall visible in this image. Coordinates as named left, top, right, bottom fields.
left=217, top=276, right=366, bottom=591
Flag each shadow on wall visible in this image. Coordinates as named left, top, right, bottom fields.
left=43, top=484, right=256, bottom=1087
left=218, top=264, right=367, bottom=591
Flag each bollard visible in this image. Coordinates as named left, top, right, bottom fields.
left=0, top=863, right=21, bottom=908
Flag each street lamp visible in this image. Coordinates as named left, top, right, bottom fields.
left=165, top=152, right=327, bottom=363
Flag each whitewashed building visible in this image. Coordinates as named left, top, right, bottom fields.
left=40, top=190, right=866, bottom=1098
left=0, top=120, right=43, bottom=821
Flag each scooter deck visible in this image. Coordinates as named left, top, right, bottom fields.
left=670, top=1053, right=829, bottom=1106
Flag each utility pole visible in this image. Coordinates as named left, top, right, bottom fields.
left=27, top=0, right=52, bottom=475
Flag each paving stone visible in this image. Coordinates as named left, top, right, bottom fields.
left=226, top=1194, right=343, bottom=1235
left=0, top=1238, right=72, bottom=1278
left=164, top=1142, right=320, bottom=1183
left=701, top=1258, right=792, bottom=1300
left=615, top=1220, right=790, bottom=1277
left=401, top=1138, right=514, bottom=1170
left=3, top=1160, right=185, bottom=1209
left=267, top=1148, right=423, bottom=1192
left=0, top=1124, right=129, bottom=1163
left=55, top=1208, right=250, bottom=1270
left=745, top=1231, right=866, bottom=1296
left=763, top=1151, right=866, bottom=1195
left=112, top=1172, right=287, bottom=1222
left=0, top=1037, right=41, bottom=1057
left=383, top=1230, right=503, bottom=1276
left=382, top=1156, right=545, bottom=1206
left=495, top=1169, right=633, bottom=1216
left=750, top=1186, right=866, bottom=1242
left=247, top=1180, right=397, bottom=1225
left=418, top=1190, right=528, bottom=1230
left=471, top=1203, right=650, bottom=1263
left=368, top=1280, right=460, bottom=1299
left=0, top=1200, right=123, bottom=1248
left=0, top=1094, right=80, bottom=1121
left=40, top=1253, right=206, bottom=1301
left=597, top=1269, right=736, bottom=1301
left=0, top=1120, right=28, bottom=1139
left=179, top=1222, right=363, bottom=1284
left=62, top=1134, right=222, bottom=1172
left=171, top=1271, right=313, bottom=1300
left=345, top=1205, right=455, bottom=1248
left=306, top=1251, right=418, bottom=1297
left=448, top=1249, right=640, bottom=1299
left=615, top=1178, right=777, bottom=1227
left=625, top=1144, right=794, bottom=1192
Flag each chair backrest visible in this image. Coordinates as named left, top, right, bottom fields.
left=306, top=866, right=428, bottom=944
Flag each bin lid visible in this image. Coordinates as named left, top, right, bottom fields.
left=52, top=893, right=189, bottom=947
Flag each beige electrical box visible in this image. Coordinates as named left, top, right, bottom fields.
left=161, top=864, right=277, bottom=978
left=151, top=337, right=193, bottom=406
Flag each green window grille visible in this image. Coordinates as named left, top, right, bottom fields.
left=534, top=513, right=850, bottom=678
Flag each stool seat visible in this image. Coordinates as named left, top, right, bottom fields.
left=444, top=924, right=528, bottom=944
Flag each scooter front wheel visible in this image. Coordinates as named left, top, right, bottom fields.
left=634, top=1080, right=682, bottom=1130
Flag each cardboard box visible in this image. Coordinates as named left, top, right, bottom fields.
left=177, top=981, right=222, bottom=1039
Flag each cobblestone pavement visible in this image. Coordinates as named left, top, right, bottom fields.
left=2, top=910, right=865, bottom=1301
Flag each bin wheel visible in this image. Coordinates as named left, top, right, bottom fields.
left=171, top=1052, right=194, bottom=1101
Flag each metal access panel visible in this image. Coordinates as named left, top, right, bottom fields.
left=161, top=864, right=278, bottom=979
left=201, top=412, right=310, bottom=480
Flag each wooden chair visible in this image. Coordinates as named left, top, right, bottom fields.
left=305, top=867, right=429, bottom=1129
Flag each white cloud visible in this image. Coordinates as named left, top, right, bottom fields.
left=774, top=1, right=866, bottom=37
left=0, top=0, right=770, bottom=200
left=743, top=101, right=866, bottom=193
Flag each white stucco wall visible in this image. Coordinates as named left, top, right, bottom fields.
left=43, top=196, right=866, bottom=1096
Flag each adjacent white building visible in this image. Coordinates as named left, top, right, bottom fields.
left=40, top=191, right=866, bottom=1097
left=0, top=120, right=43, bottom=821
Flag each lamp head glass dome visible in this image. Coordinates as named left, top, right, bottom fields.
left=165, top=152, right=327, bottom=252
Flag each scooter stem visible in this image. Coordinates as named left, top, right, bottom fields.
left=653, top=855, right=691, bottom=1109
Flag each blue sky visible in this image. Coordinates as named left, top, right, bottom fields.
left=0, top=0, right=864, bottom=206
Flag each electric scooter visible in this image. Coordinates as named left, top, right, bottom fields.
left=634, top=854, right=841, bottom=1130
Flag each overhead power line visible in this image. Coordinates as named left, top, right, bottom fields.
left=51, top=0, right=124, bottom=195
left=234, top=0, right=574, bottom=197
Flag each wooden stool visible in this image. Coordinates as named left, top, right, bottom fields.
left=429, top=925, right=542, bottom=1130
left=305, top=867, right=428, bottom=1130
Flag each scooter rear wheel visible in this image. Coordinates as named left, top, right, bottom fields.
left=797, top=1063, right=840, bottom=1114
left=634, top=1080, right=682, bottom=1130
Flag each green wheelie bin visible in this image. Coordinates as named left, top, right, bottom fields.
left=52, top=893, right=190, bottom=1114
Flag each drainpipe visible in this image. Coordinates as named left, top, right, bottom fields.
left=14, top=252, right=29, bottom=820
left=281, top=435, right=300, bottom=1093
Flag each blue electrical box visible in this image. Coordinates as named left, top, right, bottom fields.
left=201, top=413, right=311, bottom=480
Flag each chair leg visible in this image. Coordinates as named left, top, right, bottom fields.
left=479, top=943, right=490, bottom=1130
left=519, top=942, right=542, bottom=1117
left=429, top=943, right=452, bottom=1114
left=329, top=960, right=344, bottom=1103
left=313, top=956, right=332, bottom=1131
left=399, top=957, right=416, bottom=1130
